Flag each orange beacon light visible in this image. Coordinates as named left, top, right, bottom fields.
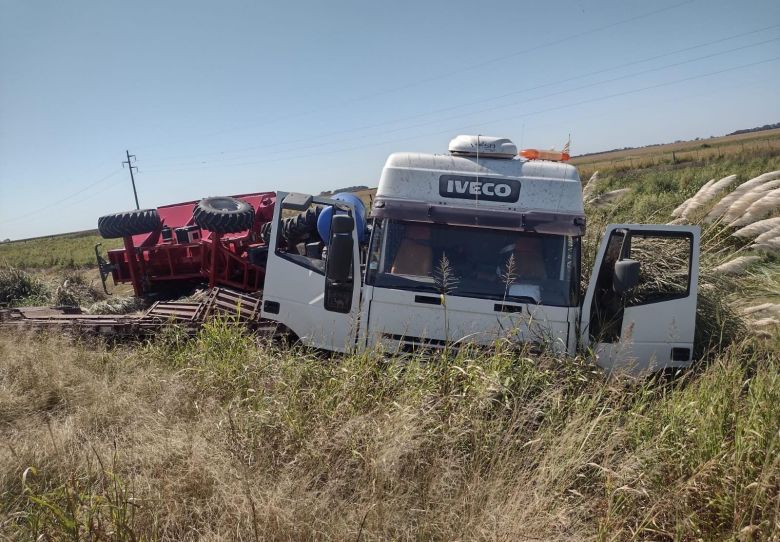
left=520, top=139, right=571, bottom=162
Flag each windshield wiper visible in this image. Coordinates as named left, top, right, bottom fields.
left=399, top=284, right=439, bottom=292
left=453, top=290, right=540, bottom=304
left=374, top=279, right=437, bottom=292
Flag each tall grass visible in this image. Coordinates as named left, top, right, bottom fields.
left=0, top=326, right=777, bottom=540
left=0, top=266, right=50, bottom=306
left=0, top=266, right=109, bottom=309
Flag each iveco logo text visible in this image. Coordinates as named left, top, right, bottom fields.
left=447, top=179, right=511, bottom=197
left=438, top=175, right=521, bottom=203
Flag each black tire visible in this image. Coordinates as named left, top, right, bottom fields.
left=193, top=196, right=255, bottom=233
left=98, top=209, right=161, bottom=239
left=260, top=207, right=322, bottom=245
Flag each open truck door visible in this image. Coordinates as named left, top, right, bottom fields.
left=580, top=224, right=700, bottom=374
left=261, top=192, right=362, bottom=352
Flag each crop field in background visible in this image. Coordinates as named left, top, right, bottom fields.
left=571, top=127, right=780, bottom=174
left=0, top=229, right=122, bottom=269
left=2, top=129, right=777, bottom=272
left=0, top=132, right=779, bottom=540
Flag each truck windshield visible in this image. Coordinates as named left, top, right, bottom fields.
left=367, top=220, right=579, bottom=307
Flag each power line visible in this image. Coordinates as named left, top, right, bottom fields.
left=143, top=38, right=780, bottom=172
left=489, top=55, right=780, bottom=128
left=139, top=55, right=780, bottom=174
left=519, top=70, right=779, bottom=140
left=8, top=58, right=769, bottom=234
left=5, top=65, right=771, bottom=235
left=132, top=0, right=696, bottom=154
left=143, top=24, right=780, bottom=169
left=0, top=169, right=122, bottom=225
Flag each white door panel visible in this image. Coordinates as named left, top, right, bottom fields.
left=261, top=192, right=361, bottom=352
left=263, top=259, right=359, bottom=351
left=581, top=224, right=700, bottom=374
left=593, top=297, right=696, bottom=373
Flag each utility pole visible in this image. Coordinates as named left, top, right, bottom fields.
left=122, top=150, right=140, bottom=209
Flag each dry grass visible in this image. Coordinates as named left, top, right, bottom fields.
left=1, top=324, right=778, bottom=541
left=0, top=266, right=111, bottom=309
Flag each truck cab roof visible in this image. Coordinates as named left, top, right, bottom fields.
left=373, top=138, right=585, bottom=236
left=375, top=150, right=584, bottom=216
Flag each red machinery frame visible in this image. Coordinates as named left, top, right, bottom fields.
left=104, top=192, right=276, bottom=296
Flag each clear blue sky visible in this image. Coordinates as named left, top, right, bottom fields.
left=1, top=0, right=779, bottom=240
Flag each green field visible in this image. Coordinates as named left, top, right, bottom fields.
left=0, top=230, right=122, bottom=269
left=1, top=135, right=779, bottom=539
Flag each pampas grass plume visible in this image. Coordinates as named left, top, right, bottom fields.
left=731, top=187, right=780, bottom=227
left=706, top=170, right=780, bottom=222
left=713, top=255, right=761, bottom=275
left=721, top=179, right=780, bottom=224
left=681, top=175, right=737, bottom=219
left=752, top=317, right=780, bottom=327
left=739, top=303, right=780, bottom=316
left=588, top=188, right=630, bottom=208
left=750, top=238, right=780, bottom=252
left=672, top=178, right=714, bottom=218
left=581, top=171, right=600, bottom=201
left=754, top=227, right=780, bottom=245
left=732, top=217, right=780, bottom=239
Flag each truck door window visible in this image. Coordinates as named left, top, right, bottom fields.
left=589, top=230, right=693, bottom=343
left=624, top=233, right=692, bottom=306
left=274, top=204, right=326, bottom=274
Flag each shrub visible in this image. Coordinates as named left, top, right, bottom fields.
left=51, top=271, right=105, bottom=307
left=0, top=267, right=49, bottom=306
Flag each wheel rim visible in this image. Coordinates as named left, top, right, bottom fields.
left=209, top=198, right=241, bottom=212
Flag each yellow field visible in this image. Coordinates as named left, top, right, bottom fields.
left=571, top=127, right=780, bottom=174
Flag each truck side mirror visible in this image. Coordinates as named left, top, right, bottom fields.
left=325, top=214, right=355, bottom=283
left=613, top=259, right=640, bottom=294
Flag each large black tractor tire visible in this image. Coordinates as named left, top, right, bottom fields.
left=193, top=196, right=255, bottom=233
left=98, top=209, right=161, bottom=239
left=260, top=207, right=322, bottom=245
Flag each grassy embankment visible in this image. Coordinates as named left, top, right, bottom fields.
left=0, top=230, right=122, bottom=270
left=0, top=135, right=779, bottom=540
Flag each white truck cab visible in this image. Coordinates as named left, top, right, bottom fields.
left=261, top=136, right=700, bottom=374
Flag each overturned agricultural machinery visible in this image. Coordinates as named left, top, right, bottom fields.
left=94, top=191, right=324, bottom=297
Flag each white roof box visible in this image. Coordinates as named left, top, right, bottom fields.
left=448, top=135, right=517, bottom=159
